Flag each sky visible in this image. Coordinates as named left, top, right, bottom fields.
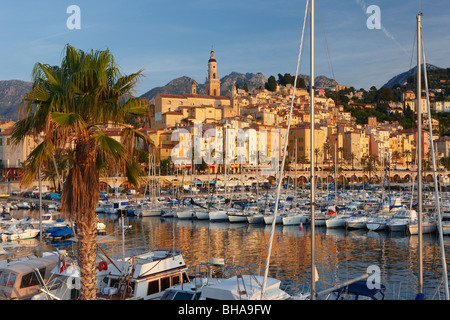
left=0, top=0, right=449, bottom=96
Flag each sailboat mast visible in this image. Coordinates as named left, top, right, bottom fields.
left=310, top=0, right=316, bottom=300
left=416, top=12, right=424, bottom=299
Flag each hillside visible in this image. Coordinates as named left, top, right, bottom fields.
left=383, top=63, right=441, bottom=88
left=140, top=72, right=267, bottom=100
left=0, top=80, right=32, bottom=120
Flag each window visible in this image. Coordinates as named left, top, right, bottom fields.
left=172, top=275, right=180, bottom=286
left=147, top=280, right=159, bottom=295
left=182, top=273, right=190, bottom=283
left=0, top=271, right=9, bottom=286
left=161, top=277, right=171, bottom=291
left=20, top=268, right=44, bottom=288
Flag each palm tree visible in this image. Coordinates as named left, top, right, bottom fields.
left=403, top=150, right=412, bottom=170
left=314, top=148, right=321, bottom=171
left=348, top=152, right=356, bottom=171
left=391, top=151, right=402, bottom=169
left=323, top=142, right=331, bottom=167
left=298, top=155, right=308, bottom=170
left=11, top=44, right=151, bottom=300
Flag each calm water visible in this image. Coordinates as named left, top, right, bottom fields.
left=9, top=209, right=450, bottom=300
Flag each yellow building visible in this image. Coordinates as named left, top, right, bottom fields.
left=288, top=125, right=326, bottom=167
left=152, top=50, right=237, bottom=129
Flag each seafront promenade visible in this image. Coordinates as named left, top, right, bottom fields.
left=0, top=169, right=449, bottom=195
left=97, top=169, right=450, bottom=189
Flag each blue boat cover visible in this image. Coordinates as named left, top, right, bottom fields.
left=332, top=280, right=386, bottom=300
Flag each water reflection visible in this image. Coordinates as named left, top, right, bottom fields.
left=4, top=209, right=450, bottom=300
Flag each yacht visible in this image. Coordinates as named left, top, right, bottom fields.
left=97, top=248, right=190, bottom=300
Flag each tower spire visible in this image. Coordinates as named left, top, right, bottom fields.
left=206, top=48, right=220, bottom=96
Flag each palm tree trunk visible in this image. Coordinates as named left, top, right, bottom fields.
left=77, top=215, right=99, bottom=300
left=62, top=138, right=100, bottom=300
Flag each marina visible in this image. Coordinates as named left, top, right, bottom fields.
left=0, top=184, right=449, bottom=300
left=0, top=0, right=448, bottom=305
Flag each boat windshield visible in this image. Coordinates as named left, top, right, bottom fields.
left=0, top=271, right=17, bottom=287
left=161, top=289, right=200, bottom=300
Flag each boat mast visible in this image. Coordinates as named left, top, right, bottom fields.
left=420, top=20, right=449, bottom=300
left=310, top=0, right=316, bottom=300
left=416, top=12, right=424, bottom=300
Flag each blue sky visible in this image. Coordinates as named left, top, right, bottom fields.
left=0, top=0, right=448, bottom=96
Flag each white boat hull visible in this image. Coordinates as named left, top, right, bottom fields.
left=247, top=214, right=264, bottom=224
left=346, top=217, right=369, bottom=229
left=388, top=220, right=408, bottom=232
left=141, top=208, right=161, bottom=217
left=209, top=210, right=228, bottom=222
left=325, top=215, right=348, bottom=228
left=1, top=229, right=40, bottom=241
left=366, top=222, right=388, bottom=231
left=408, top=221, right=436, bottom=235
left=264, top=215, right=282, bottom=225
left=195, top=210, right=210, bottom=220
left=227, top=214, right=248, bottom=223
left=282, top=214, right=307, bottom=226
left=176, top=209, right=197, bottom=220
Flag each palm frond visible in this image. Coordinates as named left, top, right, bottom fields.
left=20, top=140, right=54, bottom=186
left=93, top=130, right=125, bottom=161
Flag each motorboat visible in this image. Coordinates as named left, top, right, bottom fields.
left=97, top=248, right=190, bottom=300
left=0, top=253, right=59, bottom=300
left=1, top=222, right=40, bottom=241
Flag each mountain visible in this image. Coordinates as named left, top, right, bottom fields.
left=220, top=72, right=267, bottom=95
left=0, top=80, right=32, bottom=120
left=140, top=72, right=267, bottom=100
left=383, top=63, right=441, bottom=88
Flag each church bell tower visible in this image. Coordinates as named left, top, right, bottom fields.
left=205, top=49, right=220, bottom=96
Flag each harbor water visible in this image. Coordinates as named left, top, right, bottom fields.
left=10, top=208, right=449, bottom=300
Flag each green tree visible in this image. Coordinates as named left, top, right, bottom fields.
left=265, top=76, right=277, bottom=92
left=12, top=44, right=151, bottom=300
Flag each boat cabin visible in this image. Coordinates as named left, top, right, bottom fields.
left=0, top=254, right=59, bottom=300
left=97, top=248, right=190, bottom=300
